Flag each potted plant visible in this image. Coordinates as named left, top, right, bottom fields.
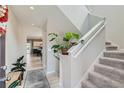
left=11, top=55, right=26, bottom=80
left=48, top=32, right=80, bottom=55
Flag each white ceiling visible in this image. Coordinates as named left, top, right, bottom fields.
left=10, top=5, right=47, bottom=28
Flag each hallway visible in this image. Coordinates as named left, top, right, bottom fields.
left=23, top=54, right=60, bottom=88
left=23, top=54, right=48, bottom=88
left=26, top=54, right=43, bottom=70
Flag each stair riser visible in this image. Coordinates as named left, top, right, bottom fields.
left=81, top=82, right=95, bottom=88
left=105, top=43, right=111, bottom=46
left=94, top=65, right=124, bottom=83
left=81, top=83, right=88, bottom=88
left=88, top=73, right=117, bottom=88
left=99, top=58, right=124, bottom=70
left=105, top=42, right=111, bottom=45
left=104, top=53, right=124, bottom=60
left=81, top=80, right=97, bottom=88
left=106, top=47, right=118, bottom=51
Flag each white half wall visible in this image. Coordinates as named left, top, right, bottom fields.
left=70, top=26, right=105, bottom=87
left=87, top=5, right=124, bottom=48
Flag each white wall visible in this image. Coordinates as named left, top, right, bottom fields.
left=58, top=5, right=89, bottom=32
left=6, top=8, right=25, bottom=72
left=46, top=19, right=60, bottom=74
left=87, top=5, right=124, bottom=48
left=38, top=6, right=82, bottom=74
left=41, top=20, right=47, bottom=73
left=9, top=6, right=86, bottom=75
left=6, top=8, right=43, bottom=73
left=23, top=25, right=43, bottom=39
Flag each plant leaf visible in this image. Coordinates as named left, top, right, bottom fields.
left=65, top=32, right=72, bottom=40
left=11, top=67, right=19, bottom=72
left=64, top=32, right=80, bottom=41
left=8, top=80, right=20, bottom=88
left=51, top=45, right=60, bottom=49
left=72, top=33, right=80, bottom=39
left=48, top=33, right=58, bottom=37
left=53, top=49, right=58, bottom=53
left=49, top=38, right=56, bottom=41
left=63, top=37, right=69, bottom=41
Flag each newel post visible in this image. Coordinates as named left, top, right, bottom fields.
left=59, top=54, right=71, bottom=88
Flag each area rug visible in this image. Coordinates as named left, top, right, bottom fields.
left=24, top=69, right=50, bottom=88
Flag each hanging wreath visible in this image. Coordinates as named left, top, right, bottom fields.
left=0, top=5, right=8, bottom=37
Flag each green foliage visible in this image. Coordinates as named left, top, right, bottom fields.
left=8, top=80, right=20, bottom=88
left=48, top=32, right=80, bottom=54
left=51, top=44, right=63, bottom=53
left=11, top=56, right=26, bottom=72
left=48, top=33, right=58, bottom=42
left=64, top=32, right=80, bottom=41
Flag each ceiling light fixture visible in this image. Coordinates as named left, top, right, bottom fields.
left=32, top=24, right=35, bottom=26
left=29, top=6, right=34, bottom=10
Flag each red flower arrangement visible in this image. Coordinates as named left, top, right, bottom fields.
left=0, top=27, right=6, bottom=36
left=0, top=5, right=8, bottom=23
left=0, top=5, right=8, bottom=36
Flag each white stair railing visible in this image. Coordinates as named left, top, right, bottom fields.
left=60, top=14, right=106, bottom=88
left=68, top=17, right=105, bottom=57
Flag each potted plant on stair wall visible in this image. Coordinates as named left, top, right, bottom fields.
left=48, top=32, right=80, bottom=56
left=11, top=55, right=26, bottom=80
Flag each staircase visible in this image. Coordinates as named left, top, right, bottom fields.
left=81, top=42, right=124, bottom=88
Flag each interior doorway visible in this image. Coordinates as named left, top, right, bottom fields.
left=26, top=38, right=43, bottom=70
left=22, top=38, right=50, bottom=88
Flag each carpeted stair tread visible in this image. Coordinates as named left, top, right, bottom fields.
left=105, top=42, right=111, bottom=45
left=81, top=80, right=97, bottom=88
left=104, top=51, right=124, bottom=60
left=99, top=57, right=124, bottom=70
left=94, top=63, right=124, bottom=83
left=105, top=45, right=118, bottom=51
left=105, top=45, right=118, bottom=48
left=81, top=42, right=124, bottom=88
left=88, top=72, right=123, bottom=88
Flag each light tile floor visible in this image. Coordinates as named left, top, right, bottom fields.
left=26, top=54, right=43, bottom=70
left=21, top=54, right=60, bottom=88
left=47, top=73, right=60, bottom=88
left=18, top=54, right=43, bottom=88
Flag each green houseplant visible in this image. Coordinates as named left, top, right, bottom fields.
left=8, top=80, right=20, bottom=88
left=48, top=32, right=80, bottom=55
left=11, top=55, right=26, bottom=80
